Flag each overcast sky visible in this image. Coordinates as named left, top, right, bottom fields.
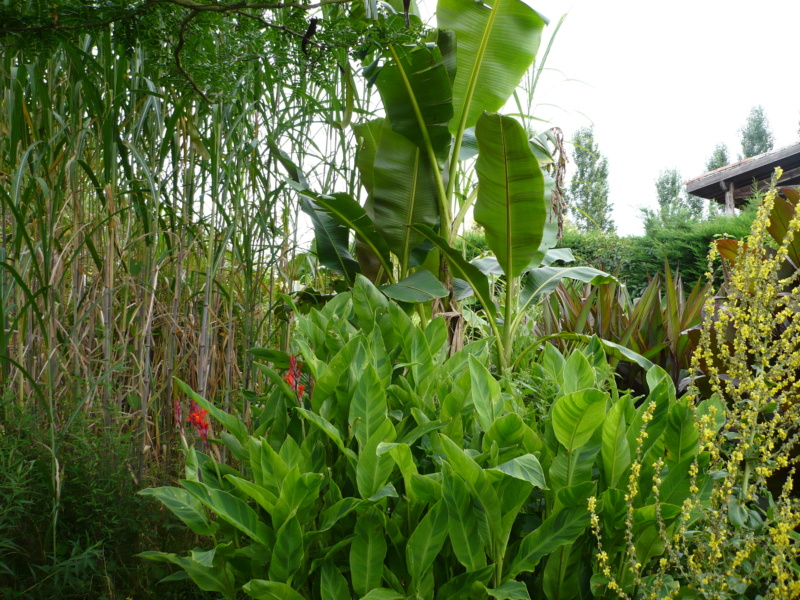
left=420, top=0, right=800, bottom=235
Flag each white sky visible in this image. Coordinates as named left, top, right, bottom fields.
left=420, top=0, right=800, bottom=236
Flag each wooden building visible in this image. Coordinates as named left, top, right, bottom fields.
left=685, top=141, right=800, bottom=214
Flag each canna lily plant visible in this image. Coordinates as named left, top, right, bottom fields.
left=139, top=276, right=591, bottom=599
left=288, top=0, right=613, bottom=370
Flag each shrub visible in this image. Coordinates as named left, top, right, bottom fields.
left=560, top=204, right=758, bottom=296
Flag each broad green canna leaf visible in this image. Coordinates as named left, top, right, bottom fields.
left=181, top=480, right=273, bottom=547
left=174, top=378, right=248, bottom=444
left=269, top=516, right=304, bottom=583
left=488, top=455, right=547, bottom=489
left=243, top=580, right=306, bottom=600
left=360, top=589, right=406, bottom=600
left=349, top=363, right=388, bottom=449
left=137, top=551, right=236, bottom=600
left=665, top=401, right=699, bottom=468
left=296, top=407, right=358, bottom=464
left=138, top=487, right=217, bottom=537
left=552, top=389, right=607, bottom=453
left=350, top=508, right=388, bottom=597
left=485, top=580, right=532, bottom=599
left=439, top=434, right=502, bottom=545
left=380, top=270, right=448, bottom=303
left=225, top=475, right=278, bottom=514
left=356, top=420, right=396, bottom=499
left=376, top=442, right=419, bottom=503
left=316, top=497, right=362, bottom=534
left=560, top=350, right=595, bottom=395
left=442, top=471, right=486, bottom=572
left=469, top=354, right=503, bottom=432
left=406, top=500, right=449, bottom=585
left=505, top=505, right=590, bottom=580
left=320, top=561, right=352, bottom=600
left=436, top=567, right=494, bottom=600
left=601, top=399, right=631, bottom=490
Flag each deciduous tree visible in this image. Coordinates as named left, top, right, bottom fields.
left=706, top=143, right=729, bottom=171
left=739, top=105, right=774, bottom=159
left=568, top=126, right=615, bottom=233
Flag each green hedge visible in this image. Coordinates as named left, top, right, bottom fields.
left=560, top=204, right=758, bottom=295
left=461, top=202, right=758, bottom=297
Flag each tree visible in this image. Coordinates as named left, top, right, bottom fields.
left=655, top=168, right=682, bottom=216
left=706, top=143, right=729, bottom=171
left=0, top=0, right=418, bottom=102
left=568, top=126, right=615, bottom=233
left=739, top=105, right=774, bottom=159
left=650, top=168, right=704, bottom=226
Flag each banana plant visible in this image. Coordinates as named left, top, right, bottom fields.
left=284, top=2, right=613, bottom=369
left=412, top=113, right=615, bottom=370
left=293, top=0, right=553, bottom=300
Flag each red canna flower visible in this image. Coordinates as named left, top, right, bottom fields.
left=187, top=400, right=210, bottom=442
left=285, top=355, right=305, bottom=405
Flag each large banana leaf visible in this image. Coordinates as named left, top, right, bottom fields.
left=372, top=122, right=440, bottom=270
left=474, top=113, right=546, bottom=279
left=380, top=270, right=448, bottom=303
left=354, top=118, right=385, bottom=195
left=305, top=191, right=394, bottom=283
left=377, top=45, right=453, bottom=161
left=299, top=195, right=361, bottom=284
left=411, top=224, right=497, bottom=323
left=438, top=0, right=547, bottom=134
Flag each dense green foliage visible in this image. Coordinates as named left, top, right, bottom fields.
left=705, top=142, right=730, bottom=171
left=4, top=0, right=800, bottom=598
left=561, top=202, right=757, bottom=295
left=142, top=276, right=709, bottom=599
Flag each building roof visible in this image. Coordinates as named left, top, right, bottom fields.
left=685, top=141, right=800, bottom=208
